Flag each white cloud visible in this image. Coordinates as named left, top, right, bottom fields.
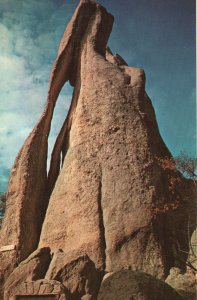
left=0, top=1, right=75, bottom=190
left=0, top=24, right=14, bottom=53
left=0, top=1, right=78, bottom=192
left=0, top=54, right=31, bottom=90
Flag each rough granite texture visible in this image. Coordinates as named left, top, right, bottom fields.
left=45, top=249, right=101, bottom=299
left=39, top=0, right=195, bottom=279
left=8, top=279, right=67, bottom=300
left=165, top=267, right=196, bottom=300
left=1, top=0, right=196, bottom=299
left=98, top=270, right=183, bottom=300
left=4, top=248, right=51, bottom=300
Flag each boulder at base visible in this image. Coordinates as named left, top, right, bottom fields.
left=165, top=267, right=196, bottom=300
left=98, top=270, right=182, bottom=300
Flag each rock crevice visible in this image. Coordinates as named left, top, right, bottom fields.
left=97, top=176, right=107, bottom=271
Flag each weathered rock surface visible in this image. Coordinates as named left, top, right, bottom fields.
left=189, top=229, right=197, bottom=270
left=4, top=247, right=51, bottom=300
left=39, top=0, right=195, bottom=279
left=165, top=267, right=196, bottom=300
left=0, top=0, right=85, bottom=291
left=45, top=249, right=101, bottom=299
left=7, top=279, right=67, bottom=300
left=1, top=0, right=196, bottom=299
left=98, top=270, right=182, bottom=300
left=1, top=0, right=109, bottom=292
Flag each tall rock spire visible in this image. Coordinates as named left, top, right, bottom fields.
left=1, top=0, right=196, bottom=299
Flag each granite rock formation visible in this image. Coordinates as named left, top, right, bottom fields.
left=45, top=249, right=101, bottom=299
left=4, top=248, right=52, bottom=300
left=0, top=0, right=196, bottom=299
left=165, top=267, right=196, bottom=300
left=98, top=270, right=183, bottom=300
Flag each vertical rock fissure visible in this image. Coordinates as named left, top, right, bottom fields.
left=97, top=174, right=107, bottom=271
left=47, top=69, right=82, bottom=197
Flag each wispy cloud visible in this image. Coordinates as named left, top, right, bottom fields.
left=0, top=0, right=76, bottom=191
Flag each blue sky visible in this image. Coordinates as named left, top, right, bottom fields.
left=0, top=0, right=196, bottom=192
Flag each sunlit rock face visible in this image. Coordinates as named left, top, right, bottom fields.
left=1, top=0, right=196, bottom=299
